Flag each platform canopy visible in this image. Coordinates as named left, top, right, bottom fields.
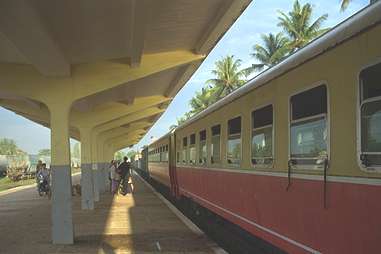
left=0, top=0, right=252, bottom=244
left=0, top=0, right=251, bottom=151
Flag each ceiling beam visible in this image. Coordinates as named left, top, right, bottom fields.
left=105, top=131, right=143, bottom=149
left=195, top=0, right=251, bottom=55
left=100, top=121, right=152, bottom=139
left=0, top=92, right=44, bottom=111
left=0, top=50, right=204, bottom=104
left=164, top=61, right=201, bottom=98
left=93, top=107, right=163, bottom=134
left=72, top=84, right=136, bottom=112
left=72, top=96, right=170, bottom=128
left=71, top=50, right=204, bottom=100
left=128, top=0, right=154, bottom=67
left=113, top=141, right=138, bottom=152
left=0, top=1, right=70, bottom=77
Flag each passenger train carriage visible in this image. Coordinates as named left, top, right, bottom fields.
left=143, top=3, right=381, bottom=254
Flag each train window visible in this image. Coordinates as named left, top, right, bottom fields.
left=199, top=130, right=207, bottom=165
left=359, top=63, right=381, bottom=168
left=161, top=144, right=168, bottom=162
left=211, top=125, right=221, bottom=164
left=227, top=117, right=241, bottom=165
left=290, top=85, right=328, bottom=168
left=252, top=105, right=273, bottom=166
left=189, top=134, right=196, bottom=164
left=182, top=137, right=187, bottom=164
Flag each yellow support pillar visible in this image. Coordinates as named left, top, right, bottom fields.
left=79, top=127, right=94, bottom=210
left=91, top=136, right=108, bottom=194
left=49, top=103, right=74, bottom=244
left=97, top=139, right=112, bottom=193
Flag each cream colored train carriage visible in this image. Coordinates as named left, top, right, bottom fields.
left=146, top=3, right=381, bottom=253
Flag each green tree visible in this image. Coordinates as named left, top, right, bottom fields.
left=126, top=150, right=137, bottom=160
left=38, top=149, right=51, bottom=156
left=207, top=55, right=247, bottom=99
left=246, top=32, right=290, bottom=73
left=114, top=150, right=125, bottom=161
left=71, top=142, right=81, bottom=159
left=278, top=0, right=328, bottom=50
left=0, top=138, right=18, bottom=155
left=341, top=0, right=378, bottom=11
left=340, top=0, right=351, bottom=10
left=169, top=112, right=193, bottom=130
left=189, top=87, right=216, bottom=115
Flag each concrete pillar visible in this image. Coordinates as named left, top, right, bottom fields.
left=99, top=142, right=111, bottom=193
left=96, top=162, right=103, bottom=193
left=98, top=162, right=108, bottom=193
left=97, top=163, right=104, bottom=193
left=93, top=163, right=100, bottom=202
left=79, top=128, right=94, bottom=210
left=50, top=104, right=74, bottom=244
left=103, top=162, right=110, bottom=192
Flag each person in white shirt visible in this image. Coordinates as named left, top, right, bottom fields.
left=38, top=163, right=50, bottom=183
left=109, top=160, right=120, bottom=195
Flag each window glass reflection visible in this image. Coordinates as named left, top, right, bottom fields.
left=291, top=117, right=327, bottom=159
left=227, top=136, right=241, bottom=165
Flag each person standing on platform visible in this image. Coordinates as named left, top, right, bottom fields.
left=109, top=160, right=120, bottom=195
left=117, top=156, right=131, bottom=195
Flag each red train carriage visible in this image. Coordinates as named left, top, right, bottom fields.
left=146, top=3, right=381, bottom=254
left=148, top=134, right=171, bottom=186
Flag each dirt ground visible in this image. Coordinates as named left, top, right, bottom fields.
left=0, top=174, right=217, bottom=254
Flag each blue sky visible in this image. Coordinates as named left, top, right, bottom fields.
left=0, top=0, right=368, bottom=154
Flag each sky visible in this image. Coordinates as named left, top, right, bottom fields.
left=0, top=0, right=368, bottom=154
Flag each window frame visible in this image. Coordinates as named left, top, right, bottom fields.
left=210, top=123, right=222, bottom=166
left=182, top=136, right=188, bottom=165
left=176, top=137, right=181, bottom=165
left=226, top=115, right=242, bottom=167
left=288, top=82, right=330, bottom=170
left=250, top=103, right=275, bottom=169
left=198, top=129, right=207, bottom=165
left=189, top=133, right=196, bottom=165
left=357, top=61, right=381, bottom=172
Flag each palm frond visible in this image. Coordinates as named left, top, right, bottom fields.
left=340, top=0, right=351, bottom=11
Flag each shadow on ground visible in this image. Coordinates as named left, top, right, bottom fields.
left=0, top=173, right=215, bottom=253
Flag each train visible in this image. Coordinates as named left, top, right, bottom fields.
left=136, top=3, right=381, bottom=254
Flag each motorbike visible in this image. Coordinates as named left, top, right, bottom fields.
left=37, top=174, right=51, bottom=197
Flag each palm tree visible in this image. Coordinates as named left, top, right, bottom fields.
left=0, top=138, right=18, bottom=155
left=278, top=0, right=328, bottom=50
left=207, top=55, right=247, bottom=99
left=189, top=87, right=216, bottom=115
left=340, top=0, right=351, bottom=11
left=341, top=0, right=378, bottom=11
left=169, top=112, right=193, bottom=130
left=246, top=32, right=290, bottom=73
left=38, top=149, right=51, bottom=156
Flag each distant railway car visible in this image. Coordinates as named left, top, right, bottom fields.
left=148, top=134, right=171, bottom=187
left=145, top=4, right=381, bottom=254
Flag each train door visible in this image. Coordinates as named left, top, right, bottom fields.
left=169, top=132, right=179, bottom=197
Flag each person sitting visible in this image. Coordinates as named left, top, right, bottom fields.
left=36, top=163, right=50, bottom=193
left=38, top=163, right=50, bottom=182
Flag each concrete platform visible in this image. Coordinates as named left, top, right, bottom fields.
left=0, top=173, right=220, bottom=253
